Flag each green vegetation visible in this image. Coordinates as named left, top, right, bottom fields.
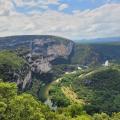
left=27, top=79, right=41, bottom=98
left=73, top=66, right=120, bottom=114
left=49, top=71, right=86, bottom=107
left=49, top=83, right=70, bottom=107
left=71, top=44, right=93, bottom=65
left=49, top=65, right=120, bottom=115
left=0, top=51, right=27, bottom=82
left=0, top=51, right=26, bottom=69
left=1, top=81, right=120, bottom=120
left=52, top=64, right=77, bottom=78
left=1, top=50, right=120, bottom=119
left=0, top=40, right=120, bottom=119
left=26, top=64, right=77, bottom=101
left=71, top=44, right=120, bottom=65
left=0, top=82, right=47, bottom=120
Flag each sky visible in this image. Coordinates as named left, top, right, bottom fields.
left=0, top=0, right=120, bottom=40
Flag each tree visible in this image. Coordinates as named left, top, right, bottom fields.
left=67, top=104, right=84, bottom=118
left=111, top=112, right=120, bottom=120
left=93, top=113, right=110, bottom=120
left=73, top=115, right=92, bottom=120
left=0, top=82, right=17, bottom=102
left=0, top=82, right=46, bottom=120
left=0, top=102, right=7, bottom=120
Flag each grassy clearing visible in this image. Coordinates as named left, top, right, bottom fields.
left=61, top=86, right=85, bottom=105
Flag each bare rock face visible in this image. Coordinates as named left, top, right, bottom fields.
left=26, top=37, right=74, bottom=73
left=22, top=71, right=32, bottom=90
left=31, top=58, right=52, bottom=73
left=0, top=35, right=74, bottom=74
left=13, top=64, right=32, bottom=90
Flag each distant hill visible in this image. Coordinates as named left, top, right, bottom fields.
left=0, top=35, right=72, bottom=50
left=75, top=37, right=120, bottom=44
left=71, top=43, right=120, bottom=65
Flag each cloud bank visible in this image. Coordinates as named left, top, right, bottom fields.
left=0, top=0, right=120, bottom=40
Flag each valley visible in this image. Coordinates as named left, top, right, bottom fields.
left=0, top=35, right=120, bottom=120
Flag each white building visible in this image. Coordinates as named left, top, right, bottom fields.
left=104, top=60, right=109, bottom=67
left=78, top=67, right=82, bottom=70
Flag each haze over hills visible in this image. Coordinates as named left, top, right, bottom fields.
left=75, top=37, right=120, bottom=44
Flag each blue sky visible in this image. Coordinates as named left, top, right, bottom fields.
left=0, top=0, right=120, bottom=40
left=63, top=0, right=120, bottom=10
left=13, top=0, right=120, bottom=14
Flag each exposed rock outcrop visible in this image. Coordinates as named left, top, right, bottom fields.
left=22, top=71, right=32, bottom=90
left=29, top=38, right=74, bottom=73
left=11, top=65, right=32, bottom=90
left=0, top=35, right=74, bottom=74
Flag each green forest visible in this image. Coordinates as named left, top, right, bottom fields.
left=1, top=81, right=120, bottom=120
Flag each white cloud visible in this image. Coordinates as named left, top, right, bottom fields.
left=58, top=4, right=69, bottom=11
left=0, top=0, right=16, bottom=15
left=0, top=1, right=120, bottom=40
left=14, top=0, right=59, bottom=9
left=46, top=0, right=60, bottom=5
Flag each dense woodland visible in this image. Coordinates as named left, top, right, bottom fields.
left=1, top=82, right=120, bottom=120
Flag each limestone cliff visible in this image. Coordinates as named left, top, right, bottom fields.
left=15, top=66, right=32, bottom=90
left=29, top=38, right=74, bottom=73
left=0, top=35, right=74, bottom=74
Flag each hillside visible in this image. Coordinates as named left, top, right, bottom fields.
left=71, top=43, right=120, bottom=65
left=0, top=51, right=31, bottom=90
left=0, top=51, right=25, bottom=69
left=49, top=65, right=120, bottom=114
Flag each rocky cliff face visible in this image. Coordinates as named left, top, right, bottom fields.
left=29, top=38, right=74, bottom=73
left=16, top=65, right=32, bottom=90
left=0, top=35, right=74, bottom=74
